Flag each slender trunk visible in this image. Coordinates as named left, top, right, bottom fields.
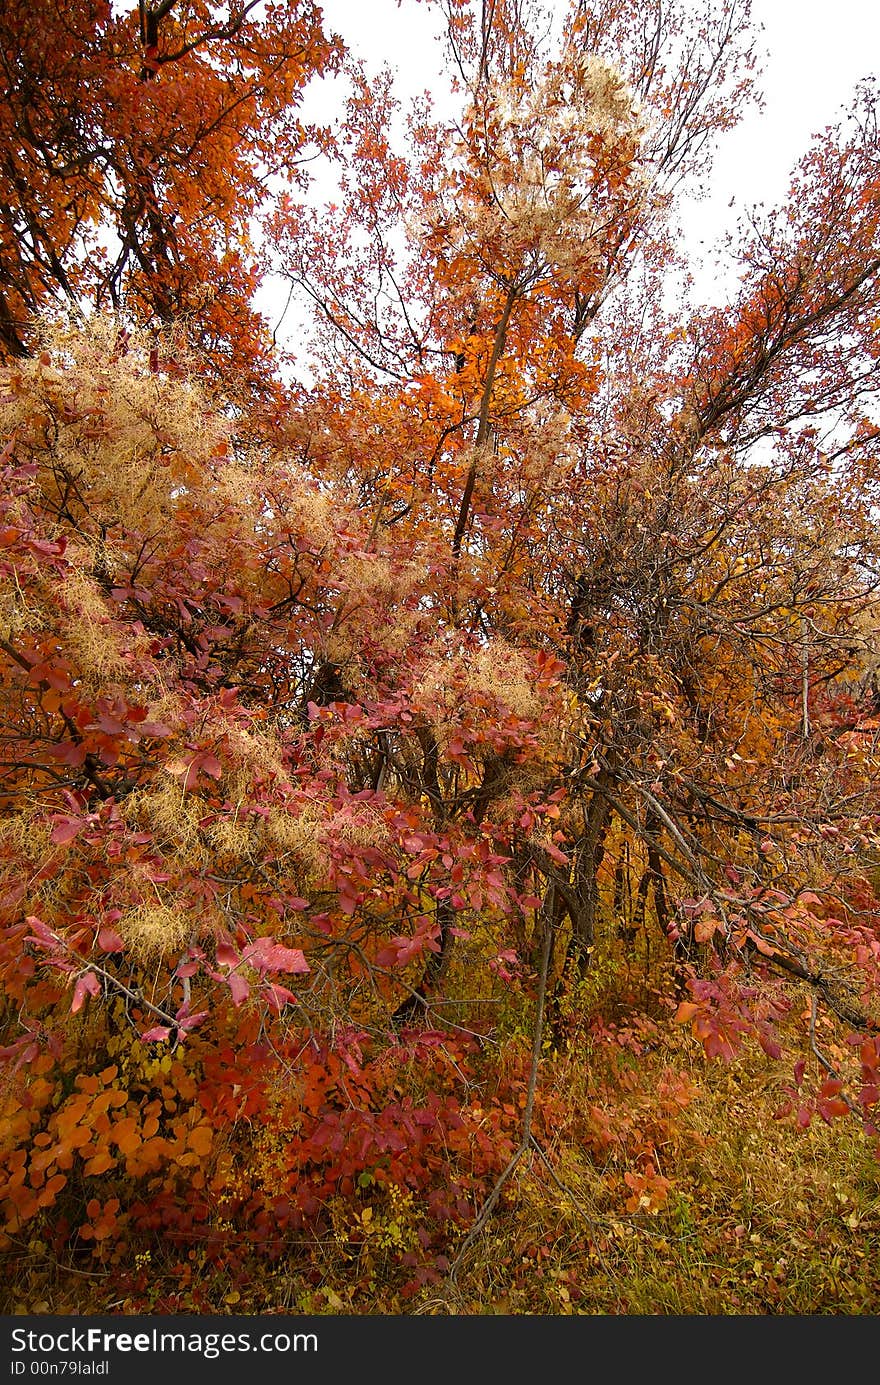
left=391, top=900, right=455, bottom=1025
left=547, top=784, right=613, bottom=1042
left=801, top=616, right=811, bottom=741
left=391, top=720, right=451, bottom=1026
left=451, top=283, right=518, bottom=558
left=567, top=792, right=613, bottom=979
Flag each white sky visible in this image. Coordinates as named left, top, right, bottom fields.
left=681, top=0, right=880, bottom=298
left=265, top=0, right=880, bottom=338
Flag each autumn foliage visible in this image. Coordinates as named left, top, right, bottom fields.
left=2, top=0, right=880, bottom=1311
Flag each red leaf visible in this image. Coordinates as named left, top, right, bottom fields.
left=241, top=935, right=310, bottom=975
left=758, top=1032, right=782, bottom=1060
left=71, top=971, right=101, bottom=1014
left=216, top=941, right=239, bottom=968
left=543, top=842, right=569, bottom=865
left=817, top=1097, right=849, bottom=1122
left=819, top=1077, right=843, bottom=1098
left=264, top=982, right=295, bottom=1011
left=227, top=972, right=250, bottom=1006
left=25, top=916, right=59, bottom=949
left=97, top=927, right=125, bottom=952
left=51, top=815, right=84, bottom=844
left=140, top=720, right=172, bottom=737
left=51, top=741, right=88, bottom=768
left=175, top=1007, right=209, bottom=1032
left=217, top=593, right=243, bottom=614
left=747, top=930, right=777, bottom=957
left=25, top=536, right=67, bottom=558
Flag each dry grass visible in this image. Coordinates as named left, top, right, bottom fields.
left=411, top=1031, right=880, bottom=1315
left=8, top=1028, right=879, bottom=1317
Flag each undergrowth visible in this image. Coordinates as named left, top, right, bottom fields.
left=3, top=1011, right=878, bottom=1316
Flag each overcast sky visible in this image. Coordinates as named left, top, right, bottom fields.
left=680, top=0, right=880, bottom=296
left=267, top=0, right=880, bottom=335
left=310, top=0, right=879, bottom=197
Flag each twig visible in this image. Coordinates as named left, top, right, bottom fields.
left=447, top=912, right=553, bottom=1283
left=528, top=1139, right=617, bottom=1281
left=809, top=995, right=860, bottom=1117
left=809, top=994, right=839, bottom=1078
left=444, top=909, right=620, bottom=1290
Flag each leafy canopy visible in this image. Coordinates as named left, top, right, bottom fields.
left=2, top=0, right=880, bottom=1293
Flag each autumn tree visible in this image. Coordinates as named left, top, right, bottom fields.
left=0, top=0, right=340, bottom=392
left=2, top=0, right=880, bottom=1296
left=270, top=0, right=880, bottom=1054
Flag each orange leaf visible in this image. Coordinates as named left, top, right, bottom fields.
left=747, top=930, right=777, bottom=957
left=82, top=1151, right=116, bottom=1176
left=694, top=916, right=718, bottom=943
left=111, top=1116, right=141, bottom=1156
left=186, top=1124, right=213, bottom=1157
